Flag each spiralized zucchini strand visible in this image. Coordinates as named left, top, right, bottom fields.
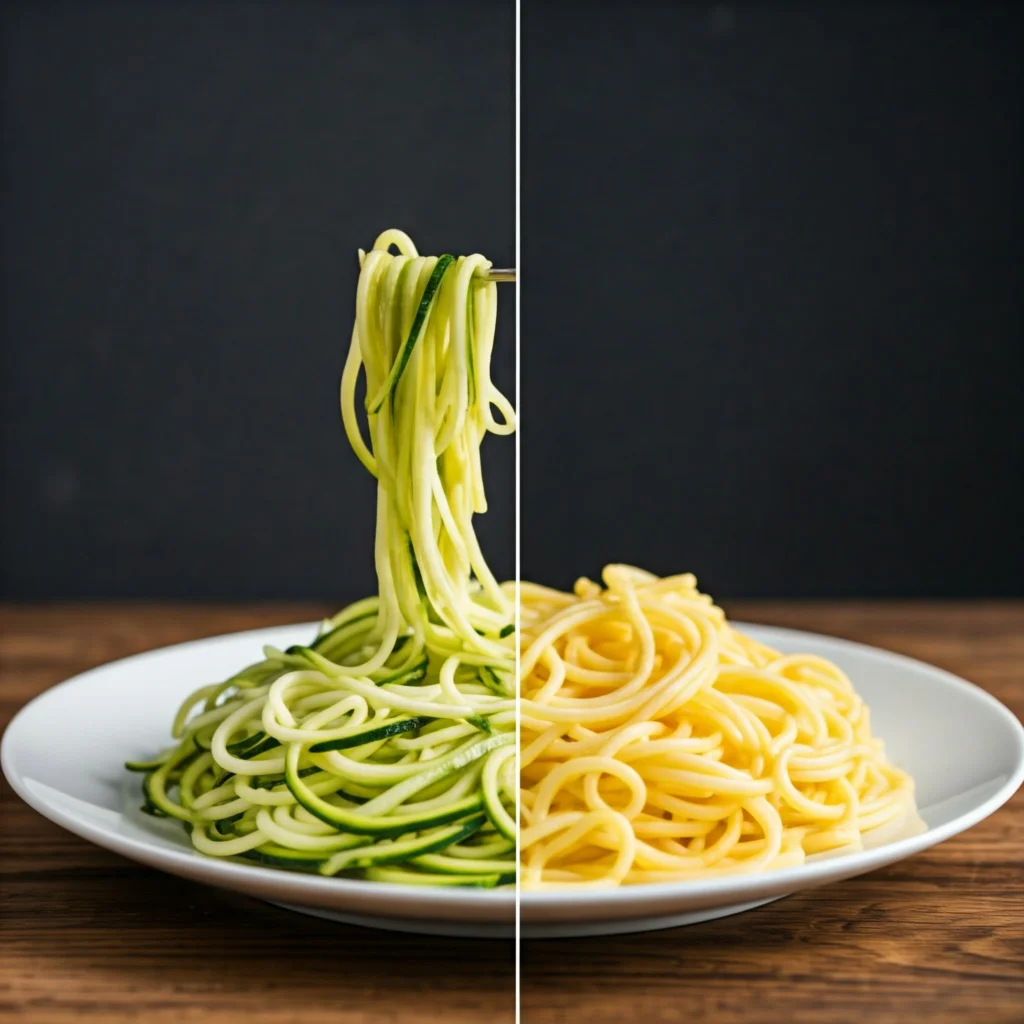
left=130, top=230, right=516, bottom=886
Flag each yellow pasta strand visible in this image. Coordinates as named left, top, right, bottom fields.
left=519, top=565, right=922, bottom=888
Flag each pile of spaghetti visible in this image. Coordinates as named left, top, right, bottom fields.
left=519, top=565, right=919, bottom=888
left=128, top=230, right=517, bottom=886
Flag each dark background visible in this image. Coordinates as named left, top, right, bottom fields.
left=3, top=4, right=1020, bottom=601
left=523, top=1, right=1021, bottom=597
left=1, top=1, right=515, bottom=600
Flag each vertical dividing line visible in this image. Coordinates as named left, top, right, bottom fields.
left=514, top=0, right=522, bottom=1017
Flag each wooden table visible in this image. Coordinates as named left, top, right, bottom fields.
left=2, top=604, right=1022, bottom=1023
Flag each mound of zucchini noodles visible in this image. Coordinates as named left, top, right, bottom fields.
left=128, top=230, right=516, bottom=886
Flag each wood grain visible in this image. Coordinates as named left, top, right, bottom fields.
left=1, top=603, right=1022, bottom=1023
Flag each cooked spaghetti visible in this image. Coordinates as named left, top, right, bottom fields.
left=128, top=230, right=516, bottom=886
left=519, top=565, right=920, bottom=888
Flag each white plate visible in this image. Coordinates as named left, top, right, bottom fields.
left=0, top=622, right=512, bottom=938
left=522, top=623, right=1024, bottom=937
left=3, top=623, right=1022, bottom=939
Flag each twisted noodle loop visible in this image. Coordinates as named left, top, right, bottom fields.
left=519, top=565, right=920, bottom=888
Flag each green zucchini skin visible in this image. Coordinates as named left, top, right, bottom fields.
left=239, top=846, right=332, bottom=871
left=371, top=659, right=428, bottom=686
left=320, top=814, right=488, bottom=876
left=286, top=645, right=429, bottom=688
left=309, top=608, right=377, bottom=654
left=309, top=716, right=430, bottom=753
left=367, top=255, right=456, bottom=414
left=290, top=782, right=485, bottom=840
left=142, top=771, right=182, bottom=819
left=226, top=731, right=266, bottom=756
left=125, top=754, right=170, bottom=773
left=214, top=813, right=245, bottom=836
left=236, top=736, right=280, bottom=760
left=364, top=867, right=505, bottom=887
left=412, top=852, right=516, bottom=876
left=249, top=765, right=320, bottom=790
left=478, top=666, right=512, bottom=697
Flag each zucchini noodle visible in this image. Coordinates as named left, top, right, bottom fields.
left=129, top=230, right=517, bottom=886
left=519, top=565, right=922, bottom=888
